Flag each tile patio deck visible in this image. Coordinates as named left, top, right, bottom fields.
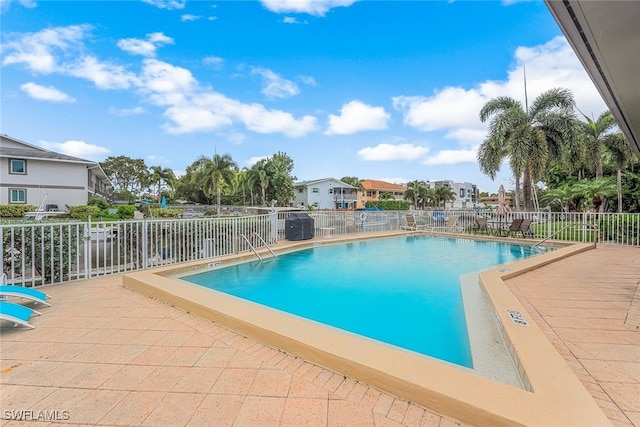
left=1, top=242, right=638, bottom=426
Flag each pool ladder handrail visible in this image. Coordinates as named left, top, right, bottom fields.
left=534, top=222, right=599, bottom=247
left=251, top=232, right=277, bottom=260
left=238, top=233, right=277, bottom=262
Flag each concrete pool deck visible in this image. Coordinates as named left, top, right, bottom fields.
left=1, top=232, right=638, bottom=426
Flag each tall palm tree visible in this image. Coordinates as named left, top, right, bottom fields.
left=403, top=180, right=426, bottom=209
left=434, top=185, right=456, bottom=209
left=148, top=166, right=175, bottom=202
left=200, top=153, right=238, bottom=215
left=603, top=133, right=634, bottom=212
left=580, top=111, right=619, bottom=178
left=478, top=87, right=577, bottom=211
left=258, top=169, right=269, bottom=206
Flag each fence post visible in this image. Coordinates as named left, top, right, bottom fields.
left=270, top=211, right=278, bottom=244
left=84, top=217, right=91, bottom=280
left=232, top=217, right=238, bottom=254
left=142, top=220, right=148, bottom=270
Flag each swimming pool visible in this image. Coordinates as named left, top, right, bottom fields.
left=181, top=235, right=548, bottom=367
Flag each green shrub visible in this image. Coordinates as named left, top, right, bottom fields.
left=68, top=205, right=101, bottom=219
left=0, top=204, right=37, bottom=218
left=117, top=205, right=136, bottom=219
left=151, top=207, right=181, bottom=218
left=87, top=196, right=110, bottom=210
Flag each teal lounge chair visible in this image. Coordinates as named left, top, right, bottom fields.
left=0, top=285, right=51, bottom=307
left=0, top=301, right=40, bottom=329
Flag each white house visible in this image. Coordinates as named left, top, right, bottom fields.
left=0, top=135, right=111, bottom=210
left=293, top=178, right=358, bottom=210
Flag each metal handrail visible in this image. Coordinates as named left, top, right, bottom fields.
left=535, top=222, right=599, bottom=247
left=238, top=234, right=263, bottom=261
left=252, top=233, right=277, bottom=260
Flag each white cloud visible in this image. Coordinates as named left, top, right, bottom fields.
left=2, top=25, right=319, bottom=139
left=298, top=75, right=317, bottom=86
left=358, top=143, right=428, bottom=161
left=117, top=32, right=173, bottom=57
left=140, top=58, right=197, bottom=95
left=39, top=139, right=110, bottom=160
left=393, top=36, right=607, bottom=150
left=66, top=56, right=139, bottom=90
left=326, top=100, right=390, bottom=135
left=283, top=17, right=306, bottom=24
left=142, top=0, right=186, bottom=10
left=2, top=25, right=90, bottom=73
left=181, top=14, right=201, bottom=22
left=109, top=106, right=145, bottom=116
left=20, top=82, right=75, bottom=102
left=247, top=155, right=269, bottom=166
left=252, top=68, right=299, bottom=99
left=203, top=56, right=224, bottom=69
left=422, top=148, right=477, bottom=166
left=260, top=0, right=357, bottom=16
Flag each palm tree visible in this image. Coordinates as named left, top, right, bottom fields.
left=575, top=177, right=617, bottom=213
left=200, top=153, right=238, bottom=215
left=580, top=111, right=619, bottom=178
left=258, top=169, right=269, bottom=206
left=603, top=133, right=634, bottom=212
left=403, top=180, right=426, bottom=209
left=434, top=185, right=456, bottom=209
left=541, top=183, right=578, bottom=212
left=148, top=166, right=175, bottom=202
left=478, top=87, right=577, bottom=211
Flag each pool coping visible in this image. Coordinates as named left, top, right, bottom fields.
left=122, top=232, right=611, bottom=427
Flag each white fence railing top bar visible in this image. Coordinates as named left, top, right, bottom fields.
left=2, top=210, right=638, bottom=288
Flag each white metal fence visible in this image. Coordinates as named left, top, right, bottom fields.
left=2, top=210, right=638, bottom=288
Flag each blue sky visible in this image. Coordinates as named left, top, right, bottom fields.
left=1, top=0, right=607, bottom=193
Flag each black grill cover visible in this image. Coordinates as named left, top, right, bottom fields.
left=285, top=212, right=315, bottom=240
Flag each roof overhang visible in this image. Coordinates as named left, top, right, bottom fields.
left=545, top=0, right=640, bottom=157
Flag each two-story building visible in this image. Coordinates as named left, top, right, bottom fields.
left=0, top=135, right=112, bottom=210
left=360, top=180, right=406, bottom=209
left=292, top=178, right=358, bottom=210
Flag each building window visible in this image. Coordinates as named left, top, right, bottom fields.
left=9, top=188, right=26, bottom=204
left=460, top=189, right=465, bottom=198
left=329, top=188, right=333, bottom=194
left=298, top=188, right=303, bottom=193
left=312, top=188, right=319, bottom=193
left=10, top=159, right=26, bottom=174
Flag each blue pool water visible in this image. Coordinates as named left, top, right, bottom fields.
left=181, top=236, right=548, bottom=368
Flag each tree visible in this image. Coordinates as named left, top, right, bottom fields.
left=541, top=183, right=579, bottom=212
left=575, top=177, right=617, bottom=213
left=478, top=88, right=577, bottom=211
left=100, top=156, right=149, bottom=198
left=379, top=191, right=394, bottom=200
left=579, top=111, right=621, bottom=178
left=200, top=153, right=238, bottom=214
left=603, top=131, right=634, bottom=212
left=403, top=180, right=426, bottom=209
left=258, top=169, right=269, bottom=206
left=249, top=152, right=296, bottom=207
left=148, top=166, right=175, bottom=202
left=434, top=185, right=456, bottom=208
